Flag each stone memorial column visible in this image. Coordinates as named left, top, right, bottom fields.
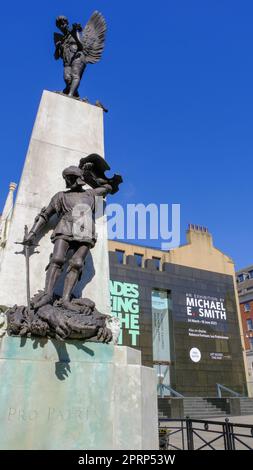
left=0, top=91, right=110, bottom=314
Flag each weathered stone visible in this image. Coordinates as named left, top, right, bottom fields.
left=0, top=336, right=158, bottom=450
left=0, top=312, right=7, bottom=338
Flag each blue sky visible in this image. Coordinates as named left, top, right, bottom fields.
left=0, top=1, right=252, bottom=269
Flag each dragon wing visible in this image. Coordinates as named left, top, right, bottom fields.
left=80, top=11, right=107, bottom=64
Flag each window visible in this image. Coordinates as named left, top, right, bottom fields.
left=249, top=270, right=253, bottom=279
left=246, top=319, right=253, bottom=331
left=115, top=249, right=125, bottom=264
left=244, top=303, right=251, bottom=313
left=152, top=289, right=172, bottom=396
left=152, top=257, right=161, bottom=271
left=249, top=338, right=253, bottom=351
left=215, top=339, right=229, bottom=353
left=238, top=274, right=246, bottom=283
left=134, top=253, right=143, bottom=268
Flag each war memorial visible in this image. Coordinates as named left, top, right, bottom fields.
left=1, top=5, right=253, bottom=457
left=0, top=10, right=159, bottom=450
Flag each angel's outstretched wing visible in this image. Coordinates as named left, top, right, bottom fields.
left=80, top=11, right=107, bottom=64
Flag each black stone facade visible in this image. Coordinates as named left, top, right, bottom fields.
left=109, top=252, right=247, bottom=397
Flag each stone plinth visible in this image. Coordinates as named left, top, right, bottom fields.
left=0, top=91, right=110, bottom=314
left=0, top=336, right=158, bottom=450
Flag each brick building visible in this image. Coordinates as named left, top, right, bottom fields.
left=236, top=266, right=253, bottom=395
left=236, top=266, right=253, bottom=350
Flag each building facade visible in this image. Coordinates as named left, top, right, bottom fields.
left=236, top=265, right=253, bottom=396
left=109, top=225, right=248, bottom=397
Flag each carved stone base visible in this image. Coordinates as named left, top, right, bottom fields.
left=6, top=297, right=119, bottom=343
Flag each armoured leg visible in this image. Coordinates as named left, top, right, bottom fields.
left=34, top=240, right=69, bottom=309
left=62, top=244, right=90, bottom=305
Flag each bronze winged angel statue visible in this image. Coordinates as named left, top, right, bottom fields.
left=54, top=11, right=107, bottom=98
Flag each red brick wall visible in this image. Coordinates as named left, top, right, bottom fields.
left=240, top=301, right=253, bottom=350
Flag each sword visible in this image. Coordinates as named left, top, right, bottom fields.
left=15, top=225, right=40, bottom=316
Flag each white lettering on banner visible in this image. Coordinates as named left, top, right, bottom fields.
left=186, top=294, right=227, bottom=321
left=186, top=297, right=195, bottom=307
left=187, top=306, right=192, bottom=316
left=186, top=297, right=226, bottom=312
left=185, top=292, right=230, bottom=360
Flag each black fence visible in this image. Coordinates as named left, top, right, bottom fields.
left=159, top=418, right=253, bottom=450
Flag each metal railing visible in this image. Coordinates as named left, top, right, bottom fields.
left=158, top=383, right=184, bottom=398
left=216, top=383, right=242, bottom=398
left=159, top=417, right=253, bottom=450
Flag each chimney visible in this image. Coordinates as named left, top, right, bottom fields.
left=186, top=224, right=213, bottom=247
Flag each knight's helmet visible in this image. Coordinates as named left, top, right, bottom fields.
left=62, top=166, right=85, bottom=188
